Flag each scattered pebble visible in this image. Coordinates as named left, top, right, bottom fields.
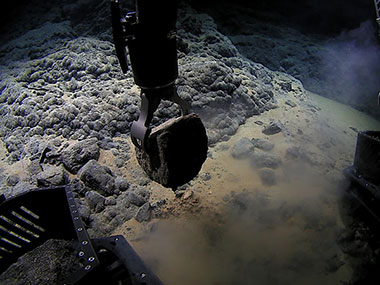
left=258, top=168, right=277, bottom=186
left=285, top=99, right=297, bottom=107
left=231, top=137, right=254, bottom=159
left=262, top=121, right=283, bottom=135
left=250, top=152, right=282, bottom=169
left=251, top=138, right=274, bottom=151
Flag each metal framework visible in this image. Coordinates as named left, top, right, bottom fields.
left=375, top=0, right=380, bottom=26
left=0, top=186, right=162, bottom=284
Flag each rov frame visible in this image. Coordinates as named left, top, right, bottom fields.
left=0, top=185, right=162, bottom=284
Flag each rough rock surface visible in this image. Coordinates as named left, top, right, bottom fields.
left=85, top=190, right=106, bottom=213
left=251, top=138, right=274, bottom=151
left=250, top=152, right=282, bottom=169
left=0, top=239, right=78, bottom=285
left=231, top=137, right=254, bottom=159
left=0, top=2, right=278, bottom=163
left=135, top=202, right=152, bottom=222
left=35, top=164, right=68, bottom=187
left=262, top=121, right=283, bottom=135
left=78, top=160, right=116, bottom=196
left=258, top=168, right=277, bottom=186
left=136, top=113, right=208, bottom=189
left=61, top=138, right=100, bottom=174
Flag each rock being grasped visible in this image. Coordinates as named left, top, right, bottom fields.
left=136, top=113, right=208, bottom=189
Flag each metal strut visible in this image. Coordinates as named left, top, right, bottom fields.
left=111, top=0, right=190, bottom=150
left=131, top=86, right=190, bottom=150
left=375, top=0, right=380, bottom=35
left=375, top=0, right=380, bottom=19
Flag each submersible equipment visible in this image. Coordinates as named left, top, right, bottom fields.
left=343, top=0, right=380, bottom=223
left=111, top=0, right=208, bottom=189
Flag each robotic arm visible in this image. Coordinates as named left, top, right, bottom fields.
left=111, top=0, right=190, bottom=150
left=110, top=0, right=208, bottom=189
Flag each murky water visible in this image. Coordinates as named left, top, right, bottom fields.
left=115, top=90, right=380, bottom=284
left=131, top=165, right=351, bottom=284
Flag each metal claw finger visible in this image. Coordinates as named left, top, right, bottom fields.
left=131, top=91, right=161, bottom=150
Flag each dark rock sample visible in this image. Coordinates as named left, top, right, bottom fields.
left=231, top=137, right=254, bottom=159
left=0, top=239, right=78, bottom=285
left=61, top=138, right=100, bottom=174
left=250, top=152, right=282, bottom=169
left=262, top=121, right=283, bottom=135
left=78, top=160, right=116, bottom=196
left=136, top=113, right=208, bottom=189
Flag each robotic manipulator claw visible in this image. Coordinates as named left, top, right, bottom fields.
left=111, top=0, right=190, bottom=150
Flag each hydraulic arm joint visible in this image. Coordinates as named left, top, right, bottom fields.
left=111, top=0, right=189, bottom=150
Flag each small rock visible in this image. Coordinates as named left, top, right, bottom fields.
left=10, top=182, right=35, bottom=197
left=216, top=143, right=230, bottom=152
left=285, top=146, right=301, bottom=159
left=50, top=138, right=63, bottom=147
left=69, top=178, right=87, bottom=197
left=114, top=157, right=126, bottom=168
left=35, top=164, right=68, bottom=187
left=78, top=204, right=91, bottom=223
left=262, top=121, right=283, bottom=135
left=135, top=202, right=152, bottom=222
left=134, top=186, right=150, bottom=200
left=102, top=207, right=118, bottom=223
left=85, top=191, right=105, bottom=213
left=349, top=126, right=358, bottom=133
left=250, top=152, right=281, bottom=169
left=174, top=189, right=185, bottom=198
left=279, top=82, right=293, bottom=92
left=285, top=99, right=297, bottom=107
left=6, top=175, right=20, bottom=186
left=258, top=168, right=277, bottom=186
left=152, top=199, right=166, bottom=208
left=121, top=205, right=140, bottom=222
left=78, top=160, right=116, bottom=196
left=115, top=176, right=129, bottom=192
left=136, top=113, right=208, bottom=189
left=251, top=138, right=274, bottom=151
left=201, top=172, right=212, bottom=181
left=105, top=196, right=117, bottom=206
left=124, top=191, right=147, bottom=207
left=255, top=121, right=264, bottom=126
left=61, top=138, right=100, bottom=174
left=231, top=137, right=254, bottom=159
left=28, top=160, right=42, bottom=176
left=182, top=189, right=193, bottom=200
